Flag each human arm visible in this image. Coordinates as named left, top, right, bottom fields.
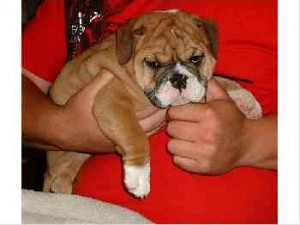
left=22, top=70, right=166, bottom=153
left=166, top=78, right=277, bottom=174
left=22, top=70, right=115, bottom=152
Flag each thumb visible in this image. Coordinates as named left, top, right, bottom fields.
left=206, top=78, right=230, bottom=102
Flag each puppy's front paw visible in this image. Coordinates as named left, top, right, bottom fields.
left=124, top=163, right=150, bottom=198
left=228, top=89, right=263, bottom=120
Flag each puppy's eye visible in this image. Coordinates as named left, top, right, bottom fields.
left=145, top=60, right=161, bottom=70
left=190, top=55, right=204, bottom=65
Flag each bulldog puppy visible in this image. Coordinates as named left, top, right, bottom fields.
left=44, top=10, right=262, bottom=198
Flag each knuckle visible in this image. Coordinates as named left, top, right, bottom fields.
left=205, top=106, right=218, bottom=119
left=166, top=122, right=172, bottom=134
left=167, top=107, right=176, bottom=119
left=203, top=132, right=217, bottom=144
left=200, top=160, right=217, bottom=174
left=207, top=145, right=219, bottom=158
left=205, top=112, right=222, bottom=128
left=173, top=156, right=182, bottom=166
left=167, top=139, right=176, bottom=151
left=166, top=121, right=176, bottom=134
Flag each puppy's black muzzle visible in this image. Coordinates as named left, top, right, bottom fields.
left=170, top=73, right=188, bottom=90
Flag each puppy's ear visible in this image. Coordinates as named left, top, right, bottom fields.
left=196, top=19, right=219, bottom=59
left=116, top=20, right=144, bottom=65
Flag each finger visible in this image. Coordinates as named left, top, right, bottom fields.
left=167, top=104, right=208, bottom=122
left=76, top=69, right=114, bottom=100
left=206, top=78, right=230, bottom=101
left=167, top=139, right=196, bottom=159
left=173, top=156, right=200, bottom=173
left=166, top=121, right=199, bottom=141
left=139, top=109, right=167, bottom=133
left=146, top=121, right=166, bottom=136
left=136, top=106, right=160, bottom=120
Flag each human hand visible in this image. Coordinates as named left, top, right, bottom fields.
left=136, top=106, right=167, bottom=136
left=166, top=78, right=249, bottom=174
left=56, top=69, right=166, bottom=153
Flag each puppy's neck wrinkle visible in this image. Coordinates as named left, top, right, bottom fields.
left=104, top=46, right=150, bottom=107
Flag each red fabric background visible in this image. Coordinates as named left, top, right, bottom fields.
left=22, top=0, right=277, bottom=223
left=22, top=0, right=67, bottom=81
left=74, top=129, right=277, bottom=224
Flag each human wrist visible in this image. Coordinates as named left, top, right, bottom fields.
left=53, top=106, right=116, bottom=153
left=237, top=118, right=257, bottom=167
left=23, top=103, right=65, bottom=149
left=22, top=75, right=64, bottom=149
left=236, top=115, right=277, bottom=169
left=48, top=106, right=73, bottom=149
left=37, top=103, right=69, bottom=149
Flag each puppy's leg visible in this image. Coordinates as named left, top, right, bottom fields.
left=228, top=88, right=262, bottom=119
left=122, top=160, right=150, bottom=198
left=215, top=77, right=262, bottom=119
left=95, top=106, right=150, bottom=198
left=93, top=86, right=150, bottom=198
left=43, top=151, right=90, bottom=193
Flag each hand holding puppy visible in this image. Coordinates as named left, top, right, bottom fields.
left=167, top=78, right=277, bottom=174
left=56, top=69, right=166, bottom=153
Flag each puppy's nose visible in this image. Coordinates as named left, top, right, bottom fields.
left=170, top=73, right=187, bottom=90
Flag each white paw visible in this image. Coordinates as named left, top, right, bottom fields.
left=124, top=163, right=150, bottom=198
left=228, top=89, right=263, bottom=120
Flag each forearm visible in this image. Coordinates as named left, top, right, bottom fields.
left=239, top=114, right=277, bottom=170
left=22, top=75, right=64, bottom=149
left=22, top=73, right=116, bottom=153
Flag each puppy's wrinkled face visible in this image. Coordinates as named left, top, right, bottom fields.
left=142, top=49, right=210, bottom=108
left=117, top=10, right=218, bottom=108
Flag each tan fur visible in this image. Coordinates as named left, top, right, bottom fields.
left=44, top=11, right=261, bottom=194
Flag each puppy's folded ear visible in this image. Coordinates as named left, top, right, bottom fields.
left=195, top=19, right=219, bottom=59
left=116, top=20, right=144, bottom=65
